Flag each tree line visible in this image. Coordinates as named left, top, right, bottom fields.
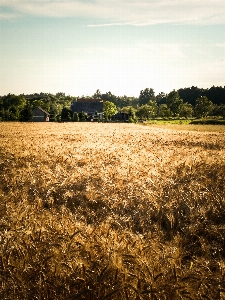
left=0, top=86, right=225, bottom=122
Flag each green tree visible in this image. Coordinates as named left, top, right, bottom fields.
left=178, top=86, right=204, bottom=106
left=179, top=103, right=194, bottom=118
left=205, top=86, right=225, bottom=106
left=55, top=92, right=66, bottom=99
left=220, top=105, right=225, bottom=119
left=136, top=101, right=158, bottom=120
left=128, top=107, right=137, bottom=122
left=49, top=103, right=60, bottom=122
left=113, top=95, right=138, bottom=108
left=73, top=112, right=79, bottom=122
left=101, top=91, right=118, bottom=107
left=148, top=100, right=158, bottom=118
left=120, top=106, right=137, bottom=122
left=103, top=101, right=118, bottom=120
left=3, top=94, right=26, bottom=110
left=156, top=92, right=167, bottom=105
left=158, top=104, right=171, bottom=118
left=194, top=96, right=213, bottom=118
left=32, top=99, right=50, bottom=112
left=78, top=111, right=88, bottom=122
left=166, top=90, right=183, bottom=117
left=93, top=89, right=102, bottom=99
left=139, top=88, right=155, bottom=106
left=0, top=94, right=26, bottom=121
left=20, top=102, right=33, bottom=122
left=61, top=107, right=73, bottom=121
left=210, top=104, right=221, bottom=117
left=8, top=106, right=20, bottom=120
left=136, top=105, right=152, bottom=120
left=128, top=107, right=136, bottom=119
left=120, top=106, right=137, bottom=116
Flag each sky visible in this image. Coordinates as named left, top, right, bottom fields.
left=0, top=0, right=225, bottom=97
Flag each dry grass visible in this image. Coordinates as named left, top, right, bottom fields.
left=147, top=123, right=225, bottom=133
left=0, top=122, right=225, bottom=299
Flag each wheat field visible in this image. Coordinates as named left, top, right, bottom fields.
left=0, top=122, right=225, bottom=299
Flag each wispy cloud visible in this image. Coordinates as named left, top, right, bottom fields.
left=87, top=23, right=127, bottom=27
left=0, top=11, right=19, bottom=19
left=0, top=0, right=225, bottom=25
left=216, top=43, right=225, bottom=47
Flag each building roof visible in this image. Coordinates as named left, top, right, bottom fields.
left=71, top=101, right=104, bottom=114
left=77, top=98, right=103, bottom=103
left=33, top=107, right=50, bottom=115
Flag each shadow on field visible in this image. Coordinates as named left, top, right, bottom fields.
left=1, top=158, right=225, bottom=299
left=35, top=159, right=225, bottom=262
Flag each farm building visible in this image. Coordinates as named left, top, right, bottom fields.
left=32, top=107, right=50, bottom=122
left=71, top=99, right=104, bottom=118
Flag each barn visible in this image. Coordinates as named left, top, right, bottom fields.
left=71, top=99, right=104, bottom=118
left=32, top=107, right=50, bottom=122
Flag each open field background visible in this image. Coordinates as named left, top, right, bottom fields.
left=0, top=123, right=225, bottom=299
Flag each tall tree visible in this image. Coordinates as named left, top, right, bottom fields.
left=158, top=104, right=171, bottom=118
left=205, top=86, right=225, bottom=105
left=156, top=92, right=167, bottom=105
left=114, top=95, right=138, bottom=108
left=20, top=101, right=33, bottom=122
left=93, top=89, right=102, bottom=99
left=61, top=107, right=73, bottom=121
left=178, top=86, right=204, bottom=106
left=101, top=91, right=118, bottom=106
left=49, top=103, right=60, bottom=122
left=136, top=104, right=156, bottom=120
left=139, top=88, right=155, bottom=106
left=166, top=90, right=183, bottom=117
left=194, top=96, right=213, bottom=118
left=103, top=101, right=118, bottom=120
left=179, top=103, right=194, bottom=118
left=121, top=106, right=137, bottom=117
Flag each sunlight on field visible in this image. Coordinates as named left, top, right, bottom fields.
left=0, top=122, right=225, bottom=299
left=149, top=123, right=225, bottom=132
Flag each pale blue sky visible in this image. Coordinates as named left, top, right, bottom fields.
left=0, top=0, right=225, bottom=97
